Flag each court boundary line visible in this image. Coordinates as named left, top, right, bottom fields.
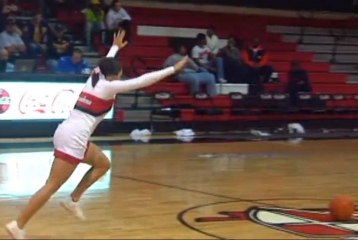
left=112, top=174, right=240, bottom=201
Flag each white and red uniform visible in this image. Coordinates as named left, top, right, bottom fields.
left=53, top=46, right=175, bottom=165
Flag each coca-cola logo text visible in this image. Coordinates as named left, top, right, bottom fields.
left=19, top=89, right=76, bottom=115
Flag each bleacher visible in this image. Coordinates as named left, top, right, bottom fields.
left=110, top=7, right=358, bottom=125
left=15, top=2, right=358, bottom=127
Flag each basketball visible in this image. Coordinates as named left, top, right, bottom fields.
left=329, top=195, right=355, bottom=221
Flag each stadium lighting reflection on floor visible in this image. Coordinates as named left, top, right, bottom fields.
left=0, top=150, right=112, bottom=197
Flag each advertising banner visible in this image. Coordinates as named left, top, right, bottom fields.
left=0, top=82, right=113, bottom=120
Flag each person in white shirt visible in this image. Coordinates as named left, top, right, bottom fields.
left=191, top=33, right=226, bottom=83
left=5, top=31, right=188, bottom=240
left=206, top=27, right=220, bottom=55
left=106, top=0, right=131, bottom=42
left=164, top=44, right=217, bottom=96
left=0, top=20, right=26, bottom=57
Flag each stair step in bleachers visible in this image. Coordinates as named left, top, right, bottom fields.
left=137, top=25, right=282, bottom=42
left=132, top=36, right=170, bottom=47
left=298, top=44, right=358, bottom=54
left=331, top=64, right=358, bottom=73
left=312, top=85, right=358, bottom=94
left=272, top=62, right=330, bottom=72
left=146, top=83, right=188, bottom=95
left=267, top=25, right=358, bottom=37
left=120, top=47, right=172, bottom=58
left=269, top=52, right=313, bottom=62
left=279, top=73, right=347, bottom=83
left=263, top=42, right=297, bottom=51
left=348, top=75, right=358, bottom=83
left=283, top=35, right=358, bottom=45
left=158, top=95, right=233, bottom=108
left=315, top=54, right=358, bottom=63
left=331, top=64, right=358, bottom=71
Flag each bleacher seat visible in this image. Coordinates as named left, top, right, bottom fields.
left=149, top=92, right=183, bottom=132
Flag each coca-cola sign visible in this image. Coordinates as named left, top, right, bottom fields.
left=0, top=88, right=11, bottom=114
left=19, top=89, right=75, bottom=115
left=0, top=82, right=113, bottom=120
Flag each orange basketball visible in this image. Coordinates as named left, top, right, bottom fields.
left=329, top=195, right=355, bottom=221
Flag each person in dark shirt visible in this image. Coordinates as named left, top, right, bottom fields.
left=242, top=38, right=275, bottom=94
left=47, top=24, right=72, bottom=59
left=46, top=24, right=72, bottom=72
left=22, top=13, right=49, bottom=57
left=221, top=36, right=246, bottom=83
left=288, top=60, right=312, bottom=106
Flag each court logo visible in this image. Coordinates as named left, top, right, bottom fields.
left=0, top=88, right=10, bottom=114
left=195, top=206, right=358, bottom=238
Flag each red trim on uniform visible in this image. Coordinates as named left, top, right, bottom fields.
left=54, top=149, right=81, bottom=165
left=75, top=92, right=114, bottom=115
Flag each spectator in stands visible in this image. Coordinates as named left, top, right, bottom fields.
left=84, top=0, right=105, bottom=49
left=46, top=24, right=72, bottom=72
left=0, top=19, right=26, bottom=58
left=242, top=38, right=276, bottom=94
left=221, top=36, right=246, bottom=83
left=102, top=0, right=113, bottom=10
left=106, top=0, right=131, bottom=42
left=47, top=24, right=72, bottom=59
left=164, top=44, right=217, bottom=97
left=22, top=13, right=48, bottom=57
left=56, top=48, right=90, bottom=74
left=206, top=26, right=220, bottom=55
left=2, top=0, right=18, bottom=17
left=243, top=38, right=275, bottom=83
left=0, top=48, right=14, bottom=72
left=192, top=33, right=226, bottom=83
left=288, top=60, right=312, bottom=106
left=0, top=0, right=18, bottom=30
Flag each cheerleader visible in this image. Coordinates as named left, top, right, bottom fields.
left=6, top=30, right=188, bottom=239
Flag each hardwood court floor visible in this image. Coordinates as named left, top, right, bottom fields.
left=1, top=139, right=358, bottom=239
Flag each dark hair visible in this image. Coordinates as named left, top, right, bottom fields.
left=196, top=33, right=206, bottom=42
left=173, top=43, right=186, bottom=53
left=208, top=25, right=215, bottom=31
left=111, top=0, right=121, bottom=7
left=72, top=48, right=83, bottom=55
left=91, top=58, right=122, bottom=87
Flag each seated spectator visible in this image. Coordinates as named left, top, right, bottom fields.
left=0, top=0, right=18, bottom=30
left=2, top=0, right=18, bottom=17
left=106, top=0, right=131, bottom=42
left=22, top=13, right=48, bottom=57
left=0, top=19, right=26, bottom=58
left=191, top=33, right=226, bottom=83
left=47, top=24, right=72, bottom=58
left=0, top=48, right=14, bottom=72
left=164, top=44, right=217, bottom=97
left=56, top=48, right=90, bottom=74
left=84, top=0, right=105, bottom=49
left=288, top=60, right=312, bottom=106
left=242, top=38, right=275, bottom=93
left=46, top=24, right=72, bottom=72
left=102, top=0, right=113, bottom=10
left=221, top=36, right=246, bottom=83
left=206, top=26, right=220, bottom=56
